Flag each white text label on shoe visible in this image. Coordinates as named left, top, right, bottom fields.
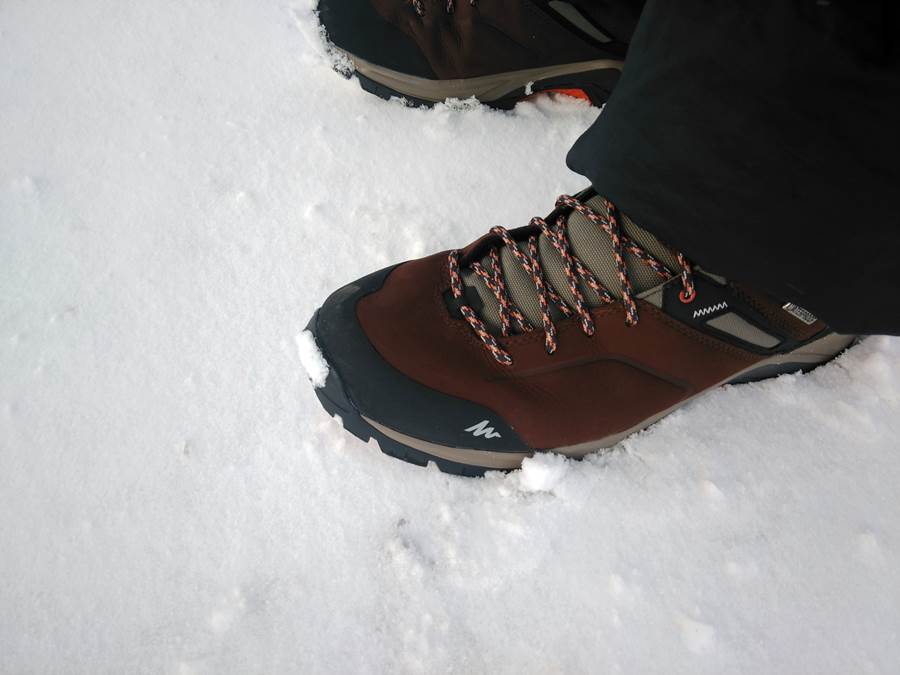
left=465, top=420, right=502, bottom=439
left=782, top=302, right=818, bottom=325
left=693, top=301, right=728, bottom=319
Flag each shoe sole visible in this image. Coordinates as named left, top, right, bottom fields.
left=308, top=318, right=491, bottom=478
left=306, top=313, right=857, bottom=476
left=339, top=50, right=624, bottom=109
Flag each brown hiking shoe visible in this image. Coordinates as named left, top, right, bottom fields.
left=318, top=0, right=641, bottom=107
left=304, top=190, right=855, bottom=476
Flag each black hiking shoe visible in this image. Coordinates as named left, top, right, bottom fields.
left=317, top=0, right=643, bottom=108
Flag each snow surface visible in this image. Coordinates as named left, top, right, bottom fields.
left=2, top=1, right=900, bottom=673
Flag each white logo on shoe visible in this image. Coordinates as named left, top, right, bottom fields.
left=465, top=420, right=502, bottom=439
left=693, top=301, right=728, bottom=318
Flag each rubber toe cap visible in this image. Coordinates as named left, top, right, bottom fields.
left=318, top=0, right=437, bottom=79
left=309, top=264, right=530, bottom=452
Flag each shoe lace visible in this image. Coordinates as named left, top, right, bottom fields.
left=447, top=194, right=696, bottom=366
left=412, top=0, right=475, bottom=17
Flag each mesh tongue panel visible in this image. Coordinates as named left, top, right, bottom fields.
left=463, top=196, right=681, bottom=331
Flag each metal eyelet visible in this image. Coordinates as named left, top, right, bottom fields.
left=679, top=289, right=697, bottom=304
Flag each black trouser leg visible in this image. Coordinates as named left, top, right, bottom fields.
left=567, top=0, right=900, bottom=335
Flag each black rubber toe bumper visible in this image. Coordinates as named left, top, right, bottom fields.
left=318, top=0, right=436, bottom=79
left=306, top=264, right=532, bottom=475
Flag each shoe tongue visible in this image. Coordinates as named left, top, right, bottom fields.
left=463, top=195, right=682, bottom=332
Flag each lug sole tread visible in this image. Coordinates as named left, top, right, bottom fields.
left=314, top=386, right=491, bottom=477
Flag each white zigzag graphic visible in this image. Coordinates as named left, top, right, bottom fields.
left=465, top=420, right=502, bottom=439
left=693, top=301, right=729, bottom=318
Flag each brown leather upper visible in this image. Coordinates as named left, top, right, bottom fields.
left=357, top=252, right=764, bottom=449
left=370, top=0, right=618, bottom=79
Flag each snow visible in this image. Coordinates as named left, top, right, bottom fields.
left=516, top=453, right=570, bottom=493
left=296, top=330, right=329, bottom=388
left=2, top=1, right=900, bottom=673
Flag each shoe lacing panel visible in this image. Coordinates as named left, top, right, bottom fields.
left=448, top=194, right=696, bottom=365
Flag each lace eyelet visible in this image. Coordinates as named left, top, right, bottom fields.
left=679, top=289, right=697, bottom=304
